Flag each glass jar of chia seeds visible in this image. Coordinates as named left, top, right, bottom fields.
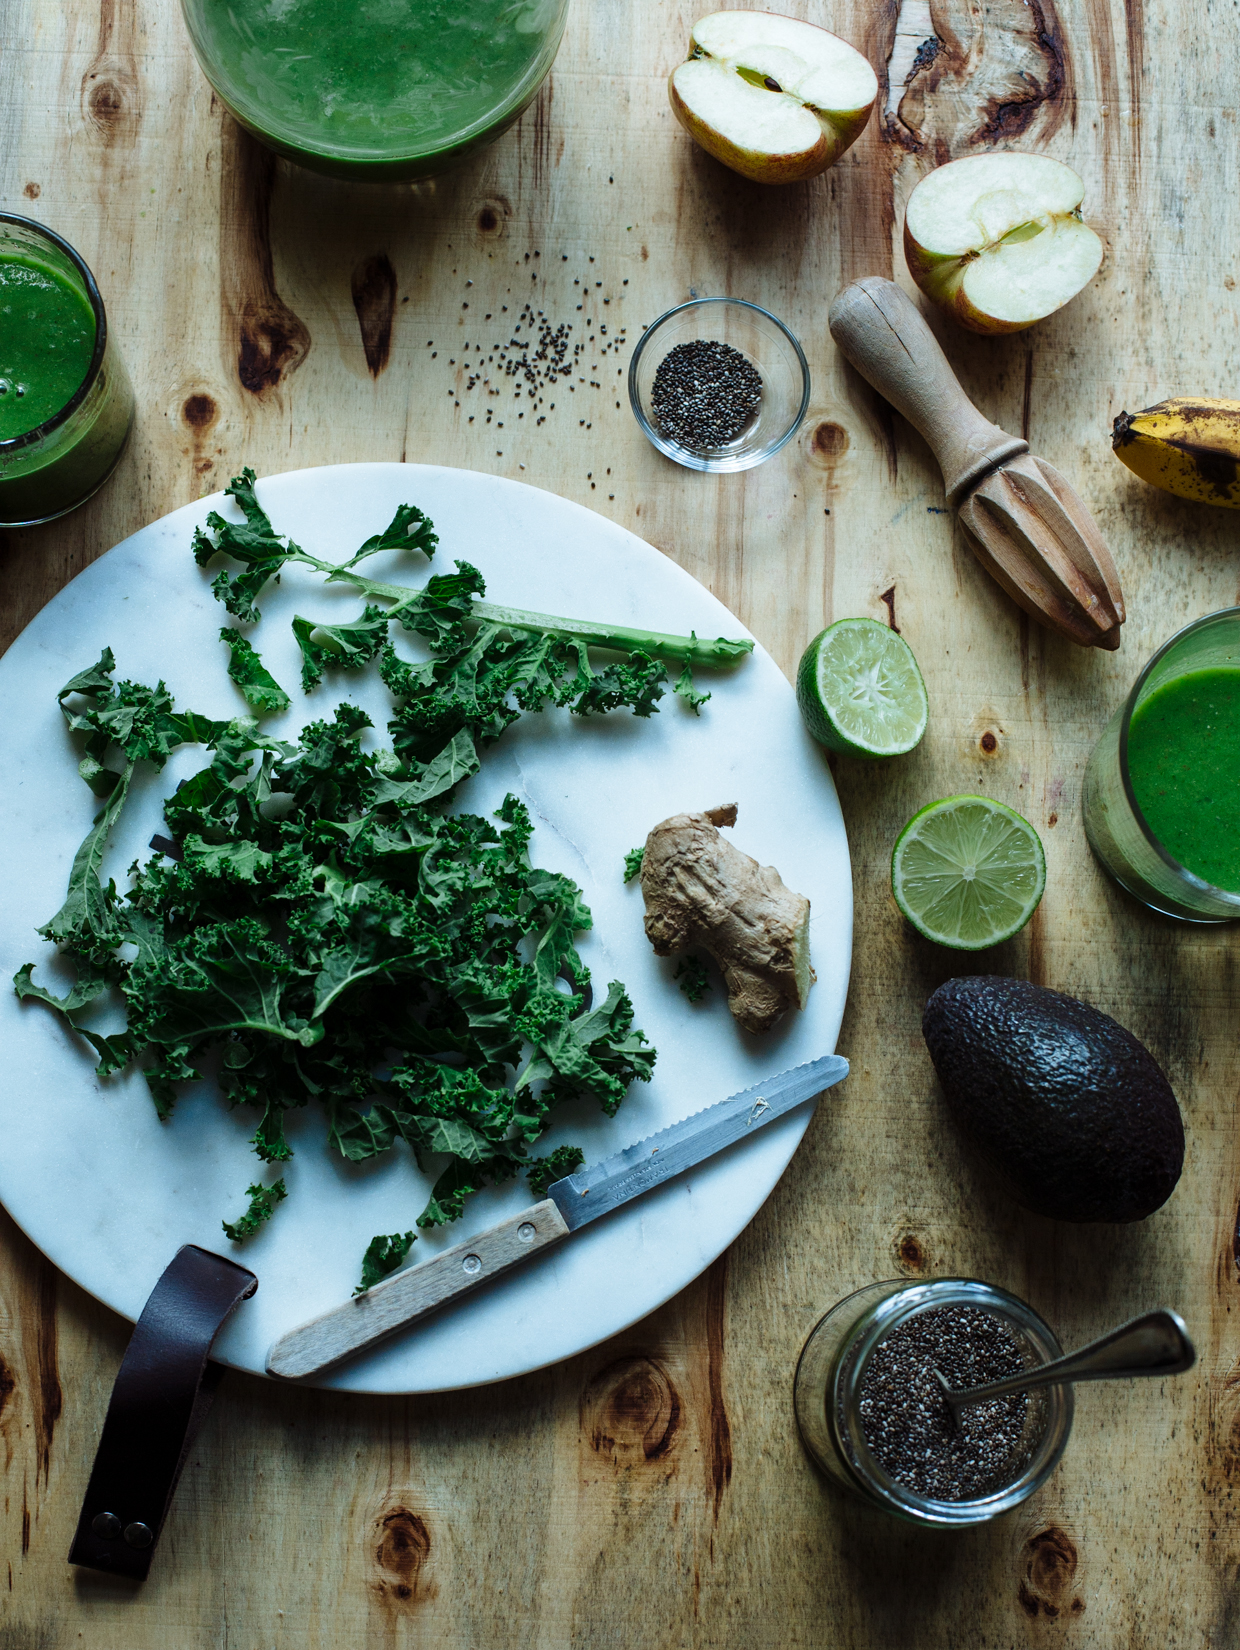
left=794, top=1278, right=1073, bottom=1527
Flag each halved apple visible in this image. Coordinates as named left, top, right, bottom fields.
left=669, top=11, right=878, bottom=185
left=904, top=153, right=1104, bottom=334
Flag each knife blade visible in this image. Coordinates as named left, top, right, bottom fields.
left=266, top=1053, right=848, bottom=1379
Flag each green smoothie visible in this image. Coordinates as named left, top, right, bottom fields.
left=1126, top=666, right=1240, bottom=890
left=0, top=216, right=134, bottom=526
left=182, top=0, right=567, bottom=179
left=0, top=255, right=96, bottom=438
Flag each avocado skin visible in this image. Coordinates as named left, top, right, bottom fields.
left=922, top=976, right=1184, bottom=1223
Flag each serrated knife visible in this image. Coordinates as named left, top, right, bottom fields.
left=267, top=1053, right=848, bottom=1379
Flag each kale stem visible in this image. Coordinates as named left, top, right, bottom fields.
left=470, top=603, right=753, bottom=665
left=300, top=558, right=754, bottom=668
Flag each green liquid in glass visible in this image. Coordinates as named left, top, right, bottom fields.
left=1127, top=666, right=1240, bottom=891
left=0, top=256, right=96, bottom=438
left=186, top=0, right=564, bottom=176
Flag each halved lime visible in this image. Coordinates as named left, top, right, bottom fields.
left=892, top=795, right=1046, bottom=949
left=796, top=618, right=928, bottom=758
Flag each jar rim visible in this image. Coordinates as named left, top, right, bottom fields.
left=829, top=1277, right=1073, bottom=1527
left=1115, top=605, right=1240, bottom=905
left=0, top=213, right=108, bottom=455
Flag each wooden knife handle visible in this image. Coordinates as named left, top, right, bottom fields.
left=828, top=277, right=1028, bottom=503
left=266, top=1200, right=571, bottom=1380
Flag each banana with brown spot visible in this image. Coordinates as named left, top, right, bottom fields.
left=1112, top=398, right=1240, bottom=508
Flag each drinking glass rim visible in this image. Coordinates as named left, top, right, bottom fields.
left=829, top=1277, right=1072, bottom=1527
left=0, top=212, right=108, bottom=455
left=1116, top=605, right=1240, bottom=907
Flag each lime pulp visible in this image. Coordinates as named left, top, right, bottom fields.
left=891, top=795, right=1046, bottom=949
left=796, top=618, right=928, bottom=758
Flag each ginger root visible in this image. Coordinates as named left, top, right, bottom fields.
left=640, top=804, right=814, bottom=1034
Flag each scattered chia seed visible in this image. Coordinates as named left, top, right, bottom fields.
left=855, top=1306, right=1040, bottom=1502
left=650, top=339, right=762, bottom=449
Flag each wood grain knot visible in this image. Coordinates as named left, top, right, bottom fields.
left=979, top=730, right=999, bottom=755
left=1017, top=1526, right=1082, bottom=1619
left=22, top=182, right=40, bottom=200
left=969, top=1, right=1068, bottom=146
left=238, top=299, right=311, bottom=398
left=0, top=1352, right=15, bottom=1423
left=83, top=67, right=139, bottom=139
left=182, top=393, right=218, bottom=431
left=476, top=195, right=511, bottom=237
left=582, top=1353, right=682, bottom=1463
left=812, top=421, right=849, bottom=458
left=374, top=1507, right=432, bottom=1606
left=895, top=1230, right=928, bottom=1273
left=351, top=253, right=398, bottom=379
left=89, top=80, right=125, bottom=123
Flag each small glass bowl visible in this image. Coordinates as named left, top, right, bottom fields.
left=628, top=297, right=810, bottom=473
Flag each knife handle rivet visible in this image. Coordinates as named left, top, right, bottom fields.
left=517, top=1223, right=536, bottom=1243
left=462, top=1254, right=483, bottom=1275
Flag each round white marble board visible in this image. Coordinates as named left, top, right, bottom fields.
left=0, top=463, right=853, bottom=1394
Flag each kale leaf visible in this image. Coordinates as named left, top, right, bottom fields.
left=527, top=1145, right=586, bottom=1198
left=355, top=1230, right=417, bottom=1294
left=222, top=1178, right=288, bottom=1241
left=219, top=627, right=291, bottom=714
left=674, top=956, right=712, bottom=1004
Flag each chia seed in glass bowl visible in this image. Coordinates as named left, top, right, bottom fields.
left=628, top=297, right=809, bottom=473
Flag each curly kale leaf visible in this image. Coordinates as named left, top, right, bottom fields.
left=674, top=955, right=712, bottom=1004
left=36, top=650, right=228, bottom=959
left=219, top=627, right=291, bottom=715
left=193, top=469, right=294, bottom=622
left=222, top=1178, right=287, bottom=1242
left=353, top=503, right=438, bottom=566
left=292, top=606, right=391, bottom=692
left=527, top=1145, right=585, bottom=1199
left=355, top=1230, right=417, bottom=1294
left=194, top=475, right=439, bottom=624
left=674, top=654, right=711, bottom=713
left=623, top=847, right=644, bottom=884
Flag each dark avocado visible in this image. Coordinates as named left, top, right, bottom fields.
left=922, top=976, right=1184, bottom=1223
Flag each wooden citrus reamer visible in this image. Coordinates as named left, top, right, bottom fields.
left=828, top=277, right=1124, bottom=650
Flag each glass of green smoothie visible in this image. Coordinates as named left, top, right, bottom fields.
left=1083, top=608, right=1240, bottom=920
left=179, top=0, right=570, bottom=181
left=0, top=215, right=135, bottom=529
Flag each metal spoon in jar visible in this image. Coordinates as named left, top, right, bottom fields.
left=934, top=1308, right=1195, bottom=1430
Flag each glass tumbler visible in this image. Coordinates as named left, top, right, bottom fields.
left=0, top=215, right=134, bottom=529
left=180, top=0, right=570, bottom=181
left=794, top=1278, right=1073, bottom=1527
left=1083, top=608, right=1240, bottom=921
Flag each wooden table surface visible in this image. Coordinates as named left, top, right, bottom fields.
left=3, top=0, right=1239, bottom=1644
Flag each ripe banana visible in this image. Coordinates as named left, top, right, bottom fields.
left=1112, top=398, right=1240, bottom=509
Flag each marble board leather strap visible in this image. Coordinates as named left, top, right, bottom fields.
left=68, top=1245, right=257, bottom=1581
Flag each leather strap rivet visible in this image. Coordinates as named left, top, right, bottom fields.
left=91, top=1512, right=122, bottom=1540
left=123, top=1522, right=154, bottom=1550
